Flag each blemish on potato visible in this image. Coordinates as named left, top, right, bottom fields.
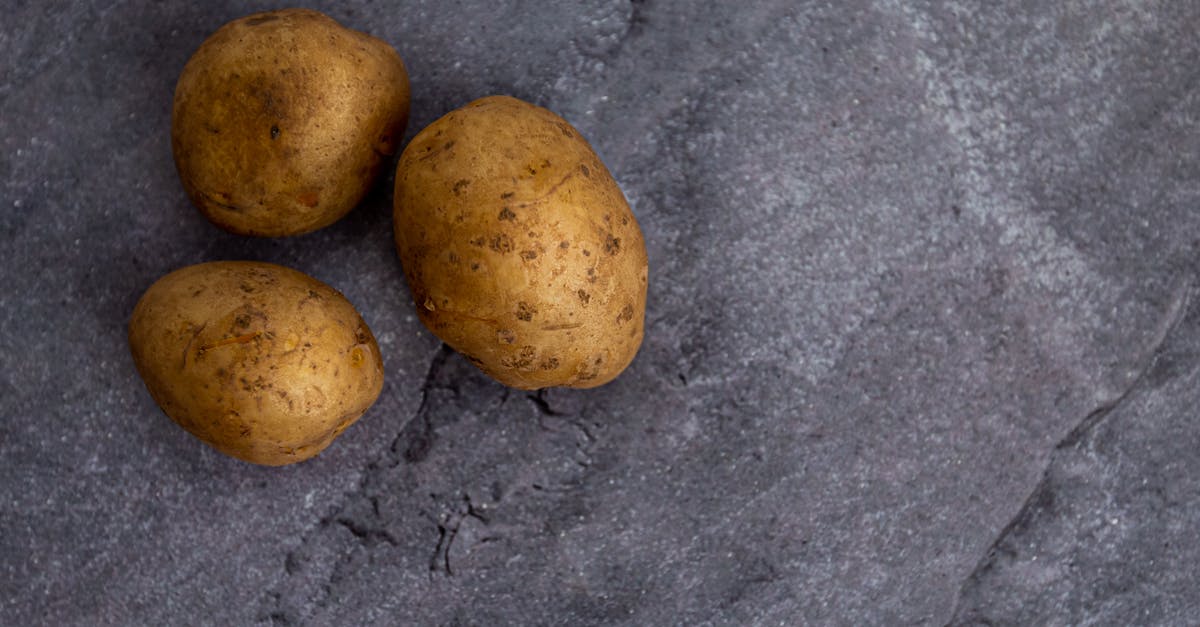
left=604, top=234, right=621, bottom=255
left=296, top=190, right=320, bottom=207
left=501, top=345, right=537, bottom=369
left=541, top=323, right=582, bottom=331
left=496, top=329, right=515, bottom=344
left=270, top=125, right=280, bottom=140
left=617, top=304, right=635, bottom=323
left=199, top=331, right=261, bottom=354
left=577, top=290, right=591, bottom=304
left=498, top=207, right=516, bottom=221
left=520, top=250, right=538, bottom=261
left=516, top=301, right=537, bottom=321
left=540, top=357, right=560, bottom=370
left=580, top=164, right=591, bottom=177
left=501, top=191, right=515, bottom=199
left=452, top=179, right=471, bottom=195
left=560, top=241, right=570, bottom=249
left=488, top=233, right=514, bottom=253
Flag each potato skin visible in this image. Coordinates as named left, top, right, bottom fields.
left=172, top=9, right=410, bottom=237
left=128, top=262, right=384, bottom=465
left=393, top=96, right=648, bottom=389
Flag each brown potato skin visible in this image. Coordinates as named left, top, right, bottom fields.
left=128, top=262, right=384, bottom=465
left=172, top=9, right=410, bottom=237
left=393, top=96, right=648, bottom=389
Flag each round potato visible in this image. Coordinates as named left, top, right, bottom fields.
left=128, top=261, right=384, bottom=465
left=393, top=96, right=648, bottom=389
left=172, top=9, right=410, bottom=237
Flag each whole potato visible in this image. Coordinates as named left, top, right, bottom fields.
left=172, top=8, right=409, bottom=237
left=393, top=96, right=648, bottom=389
left=128, top=261, right=384, bottom=465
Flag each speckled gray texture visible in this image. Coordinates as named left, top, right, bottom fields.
left=3, top=1, right=1200, bottom=625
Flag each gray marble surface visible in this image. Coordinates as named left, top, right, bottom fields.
left=4, top=1, right=1200, bottom=624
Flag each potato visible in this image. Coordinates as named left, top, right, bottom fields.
left=393, top=96, right=648, bottom=389
left=128, top=261, right=384, bottom=465
left=172, top=9, right=410, bottom=237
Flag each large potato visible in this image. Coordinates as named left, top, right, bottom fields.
left=128, top=261, right=384, bottom=465
left=172, top=9, right=409, bottom=237
left=393, top=96, right=648, bottom=389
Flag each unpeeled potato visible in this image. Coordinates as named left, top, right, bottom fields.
left=393, top=96, right=648, bottom=389
left=128, top=261, right=384, bottom=465
left=172, top=8, right=410, bottom=237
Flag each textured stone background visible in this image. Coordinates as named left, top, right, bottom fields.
left=4, top=1, right=1200, bottom=624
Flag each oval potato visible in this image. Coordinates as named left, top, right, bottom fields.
left=172, top=8, right=410, bottom=236
left=393, top=96, right=648, bottom=389
left=128, top=261, right=384, bottom=465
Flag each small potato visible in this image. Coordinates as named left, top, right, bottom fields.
left=128, top=261, right=384, bottom=465
left=172, top=9, right=410, bottom=237
left=394, top=96, right=648, bottom=389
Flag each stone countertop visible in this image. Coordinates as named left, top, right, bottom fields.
left=4, top=1, right=1200, bottom=624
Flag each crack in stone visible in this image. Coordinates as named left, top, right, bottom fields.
left=259, top=342, right=604, bottom=614
left=428, top=493, right=492, bottom=579
left=259, top=343, right=455, bottom=621
left=628, top=0, right=650, bottom=39
left=943, top=278, right=1193, bottom=625
left=527, top=389, right=566, bottom=417
left=392, top=343, right=457, bottom=465
left=526, top=390, right=598, bottom=470
left=333, top=515, right=400, bottom=548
